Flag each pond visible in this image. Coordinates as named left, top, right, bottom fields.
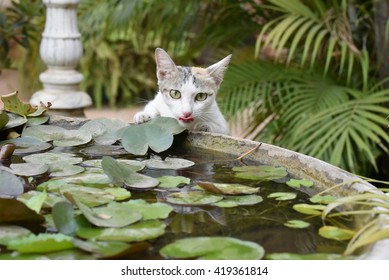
left=0, top=107, right=388, bottom=260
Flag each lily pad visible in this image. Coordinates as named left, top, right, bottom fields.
left=18, top=191, right=65, bottom=209
left=160, top=237, right=265, bottom=260
left=196, top=182, right=259, bottom=195
left=8, top=163, right=48, bottom=177
left=82, top=159, right=145, bottom=172
left=24, top=191, right=47, bottom=213
left=293, top=203, right=326, bottom=215
left=0, top=170, right=24, bottom=196
left=80, top=145, right=128, bottom=157
left=166, top=191, right=223, bottom=206
left=0, top=225, right=31, bottom=245
left=49, top=163, right=85, bottom=177
left=26, top=115, right=50, bottom=126
left=72, top=239, right=138, bottom=259
left=143, top=157, right=195, bottom=170
left=52, top=201, right=80, bottom=235
left=3, top=112, right=27, bottom=130
left=6, top=233, right=74, bottom=253
left=76, top=220, right=166, bottom=242
left=283, top=220, right=310, bottom=229
left=318, top=226, right=356, bottom=241
left=214, top=195, right=263, bottom=208
left=0, top=137, right=52, bottom=155
left=266, top=252, right=350, bottom=260
left=23, top=152, right=83, bottom=165
left=102, top=156, right=159, bottom=189
left=121, top=123, right=174, bottom=155
left=122, top=199, right=173, bottom=220
left=80, top=118, right=128, bottom=145
left=232, top=165, right=288, bottom=181
left=158, top=176, right=190, bottom=188
left=149, top=117, right=187, bottom=135
left=267, top=192, right=297, bottom=201
left=309, top=195, right=337, bottom=204
left=286, top=178, right=314, bottom=188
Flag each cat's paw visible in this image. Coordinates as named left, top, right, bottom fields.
left=133, top=112, right=152, bottom=124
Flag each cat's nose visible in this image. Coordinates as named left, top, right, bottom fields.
left=182, top=112, right=192, bottom=118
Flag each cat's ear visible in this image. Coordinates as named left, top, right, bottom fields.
left=206, top=54, right=232, bottom=87
left=155, top=48, right=178, bottom=80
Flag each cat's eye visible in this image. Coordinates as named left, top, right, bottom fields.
left=169, top=89, right=181, bottom=99
left=195, top=92, right=208, bottom=101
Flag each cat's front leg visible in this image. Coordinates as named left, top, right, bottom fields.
left=133, top=110, right=160, bottom=124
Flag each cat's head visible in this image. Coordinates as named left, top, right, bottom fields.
left=155, top=48, right=231, bottom=125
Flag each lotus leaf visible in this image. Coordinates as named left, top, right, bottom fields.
left=49, top=163, right=85, bottom=177
left=196, top=182, right=259, bottom=195
left=232, top=165, right=288, bottom=181
left=157, top=176, right=190, bottom=188
left=76, top=220, right=166, bottom=242
left=214, top=194, right=263, bottom=208
left=23, top=152, right=83, bottom=165
left=3, top=112, right=27, bottom=130
left=26, top=115, right=50, bottom=126
left=310, top=195, right=337, bottom=204
left=149, top=117, right=187, bottom=135
left=24, top=191, right=47, bottom=213
left=8, top=162, right=48, bottom=177
left=82, top=159, right=145, bottom=172
left=283, top=220, right=310, bottom=229
left=18, top=191, right=65, bottom=209
left=0, top=225, right=31, bottom=245
left=267, top=192, right=297, bottom=201
left=160, top=237, right=265, bottom=260
left=72, top=239, right=137, bottom=258
left=80, top=118, right=128, bottom=145
left=0, top=137, right=52, bottom=155
left=0, top=170, right=24, bottom=196
left=143, top=157, right=195, bottom=170
left=318, top=226, right=356, bottom=241
left=122, top=199, right=173, bottom=220
left=286, top=178, right=314, bottom=188
left=6, top=233, right=74, bottom=253
left=293, top=203, right=326, bottom=215
left=166, top=191, right=223, bottom=206
left=102, top=156, right=159, bottom=189
left=80, top=145, right=128, bottom=157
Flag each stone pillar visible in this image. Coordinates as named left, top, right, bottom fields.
left=30, top=0, right=92, bottom=116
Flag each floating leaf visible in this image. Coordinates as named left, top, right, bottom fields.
left=49, top=163, right=85, bottom=177
left=0, top=111, right=9, bottom=129
left=166, top=191, right=223, bottom=206
left=52, top=201, right=80, bottom=235
left=0, top=137, right=52, bottom=155
left=318, top=226, right=356, bottom=241
left=76, top=220, right=166, bottom=242
left=6, top=233, right=74, bottom=253
left=26, top=115, right=50, bottom=126
left=23, top=152, right=83, bottom=165
left=266, top=252, right=350, bottom=260
left=1, top=91, right=48, bottom=117
left=121, top=123, right=174, bottom=155
left=143, top=157, right=195, bottom=170
left=18, top=191, right=65, bottom=208
left=0, top=170, right=24, bottom=196
left=101, top=156, right=158, bottom=189
left=122, top=199, right=173, bottom=220
left=72, top=239, right=137, bottom=259
left=268, top=192, right=297, bottom=201
left=3, top=113, right=27, bottom=130
left=149, top=117, right=187, bottom=135
left=286, top=178, right=314, bottom=188
left=8, top=163, right=48, bottom=177
left=0, top=198, right=45, bottom=224
left=160, top=237, right=265, bottom=260
left=70, top=197, right=142, bottom=228
left=79, top=118, right=128, bottom=145
left=158, top=176, right=190, bottom=188
left=283, top=220, right=310, bottom=229
left=0, top=225, right=31, bottom=245
left=196, top=182, right=259, bottom=195
left=232, top=165, right=288, bottom=181
left=80, top=145, right=128, bottom=157
left=23, top=125, right=92, bottom=147
left=214, top=195, right=263, bottom=208
left=24, top=191, right=47, bottom=213
left=293, top=203, right=326, bottom=215
left=82, top=159, right=144, bottom=172
left=310, top=195, right=337, bottom=204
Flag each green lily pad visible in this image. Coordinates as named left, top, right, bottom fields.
left=0, top=169, right=24, bottom=196
left=122, top=199, right=173, bottom=220
left=23, top=125, right=92, bottom=147
left=309, top=195, right=337, bottom=204
left=293, top=203, right=326, bottom=215
left=18, top=191, right=65, bottom=209
left=0, top=111, right=9, bottom=129
left=318, top=226, right=356, bottom=241
left=76, top=220, right=166, bottom=242
left=143, top=157, right=195, bottom=170
left=102, top=156, right=159, bottom=189
left=196, top=182, right=259, bottom=195
left=23, top=152, right=83, bottom=165
left=232, top=165, right=288, bottom=181
left=286, top=178, right=314, bottom=188
left=214, top=194, right=263, bottom=208
left=1, top=91, right=48, bottom=117
left=26, top=115, right=50, bottom=126
left=82, top=159, right=145, bottom=172
left=267, top=192, right=297, bottom=201
left=70, top=197, right=142, bottom=228
left=0, top=225, right=31, bottom=245
left=72, top=239, right=137, bottom=259
left=6, top=233, right=74, bottom=253
left=52, top=201, right=80, bottom=235
left=283, top=220, right=310, bottom=229
left=8, top=162, right=48, bottom=177
left=158, top=176, right=191, bottom=188
left=160, top=237, right=265, bottom=260
left=49, top=163, right=85, bottom=177
left=121, top=123, right=174, bottom=155
left=80, top=145, right=129, bottom=157
left=80, top=118, right=129, bottom=145
left=24, top=191, right=47, bottom=213
left=0, top=137, right=52, bottom=155
left=166, top=191, right=223, bottom=206
left=3, top=112, right=27, bottom=130
left=149, top=117, right=187, bottom=135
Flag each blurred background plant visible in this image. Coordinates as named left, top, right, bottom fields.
left=1, top=0, right=388, bottom=179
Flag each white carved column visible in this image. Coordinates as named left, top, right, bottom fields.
left=30, top=0, right=92, bottom=116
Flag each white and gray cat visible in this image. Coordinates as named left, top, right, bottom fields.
left=133, top=48, right=231, bottom=134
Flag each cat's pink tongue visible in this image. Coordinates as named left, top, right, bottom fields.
left=179, top=116, right=194, bottom=123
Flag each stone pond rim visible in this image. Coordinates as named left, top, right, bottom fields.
left=49, top=115, right=389, bottom=260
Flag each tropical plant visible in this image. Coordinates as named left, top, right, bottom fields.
left=219, top=0, right=389, bottom=176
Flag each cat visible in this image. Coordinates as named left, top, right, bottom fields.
left=133, top=48, right=231, bottom=134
